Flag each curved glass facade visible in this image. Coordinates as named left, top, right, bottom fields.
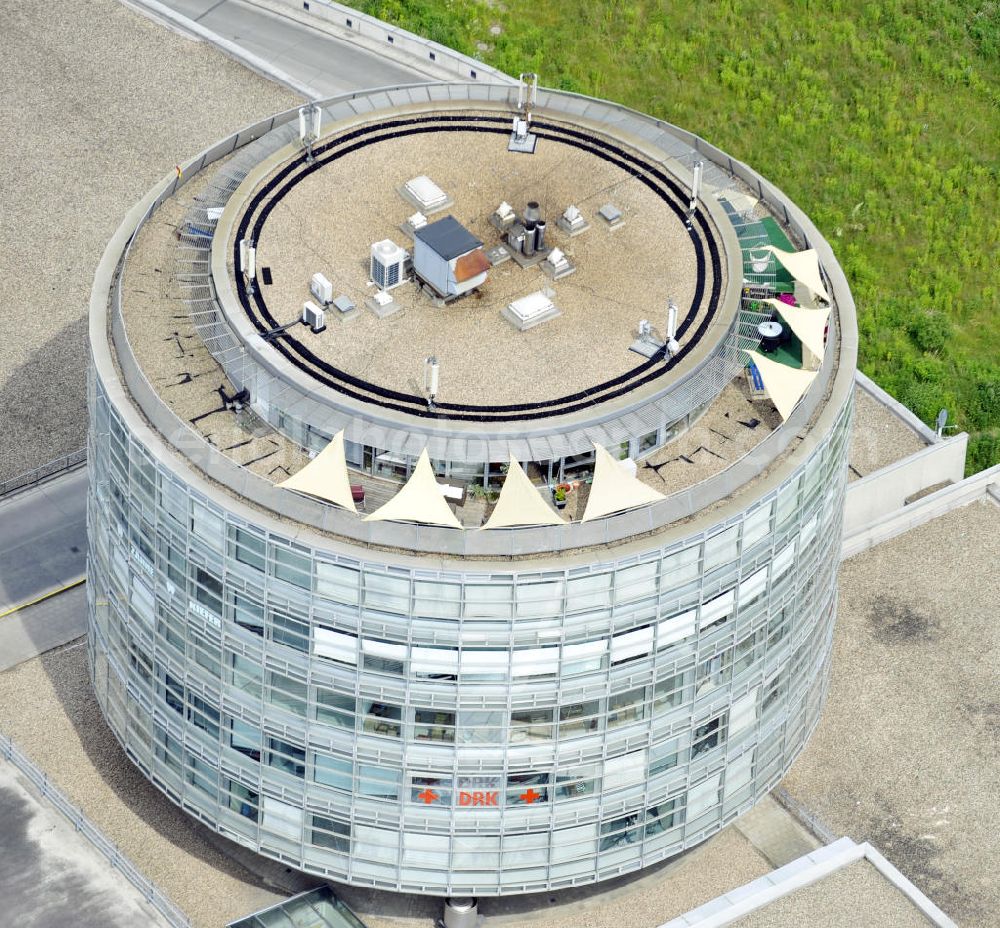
left=87, top=82, right=857, bottom=896
left=87, top=366, right=850, bottom=894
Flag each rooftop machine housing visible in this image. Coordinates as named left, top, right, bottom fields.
left=411, top=214, right=490, bottom=299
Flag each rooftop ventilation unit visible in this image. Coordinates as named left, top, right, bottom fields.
left=557, top=204, right=589, bottom=236
left=404, top=175, right=449, bottom=213
left=310, top=273, right=333, bottom=306
left=503, top=290, right=561, bottom=331
left=301, top=301, right=326, bottom=333
left=370, top=240, right=408, bottom=291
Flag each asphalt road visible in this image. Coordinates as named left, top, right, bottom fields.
left=0, top=468, right=88, bottom=614
left=149, top=0, right=423, bottom=97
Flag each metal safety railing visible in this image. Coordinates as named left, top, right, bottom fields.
left=0, top=447, right=87, bottom=500
left=0, top=731, right=191, bottom=928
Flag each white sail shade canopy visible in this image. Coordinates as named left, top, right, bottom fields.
left=763, top=299, right=830, bottom=368
left=363, top=449, right=462, bottom=528
left=278, top=429, right=357, bottom=513
left=581, top=444, right=665, bottom=522
left=763, top=246, right=830, bottom=303
left=747, top=350, right=818, bottom=421
left=482, top=458, right=566, bottom=529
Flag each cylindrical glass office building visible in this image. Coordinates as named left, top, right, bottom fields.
left=87, top=83, right=856, bottom=895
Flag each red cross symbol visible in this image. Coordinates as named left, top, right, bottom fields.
left=417, top=788, right=439, bottom=804
left=519, top=788, right=542, bottom=804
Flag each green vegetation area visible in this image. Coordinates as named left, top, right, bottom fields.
left=352, top=0, right=1000, bottom=473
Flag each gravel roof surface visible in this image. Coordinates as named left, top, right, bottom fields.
left=0, top=0, right=300, bottom=481
left=848, top=385, right=928, bottom=480
left=782, top=498, right=1000, bottom=926
left=733, top=859, right=934, bottom=927
left=0, top=641, right=773, bottom=928
left=250, top=125, right=720, bottom=405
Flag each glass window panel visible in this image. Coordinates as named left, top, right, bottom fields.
left=514, top=579, right=564, bottom=618
left=566, top=573, right=612, bottom=612
left=410, top=775, right=452, bottom=806
left=261, top=795, right=303, bottom=840
left=267, top=737, right=306, bottom=778
left=615, top=561, right=659, bottom=603
left=232, top=528, right=265, bottom=571
left=230, top=718, right=260, bottom=759
left=729, top=687, right=759, bottom=737
left=700, top=590, right=735, bottom=631
left=742, top=503, right=773, bottom=548
left=739, top=566, right=769, bottom=608
left=412, top=646, right=459, bottom=678
left=465, top=584, right=513, bottom=618
left=653, top=673, right=685, bottom=714
left=363, top=573, right=410, bottom=613
left=311, top=814, right=350, bottom=852
left=506, top=772, right=549, bottom=806
left=315, top=626, right=358, bottom=665
left=314, top=753, right=353, bottom=791
left=271, top=609, right=309, bottom=653
left=413, top=580, right=461, bottom=618
left=315, top=689, right=355, bottom=729
left=232, top=592, right=264, bottom=636
left=687, top=772, right=722, bottom=819
left=272, top=545, right=311, bottom=589
left=649, top=738, right=679, bottom=776
left=231, top=654, right=262, bottom=700
left=457, top=710, right=505, bottom=744
left=610, top=625, right=653, bottom=664
left=268, top=671, right=307, bottom=715
left=509, top=708, right=553, bottom=743
left=360, top=700, right=402, bottom=737
left=413, top=709, right=455, bottom=742
left=358, top=764, right=401, bottom=800
left=316, top=562, right=360, bottom=604
left=511, top=646, right=559, bottom=678
left=603, top=749, right=647, bottom=790
left=459, top=649, right=509, bottom=680
left=559, top=699, right=601, bottom=737
left=190, top=502, right=223, bottom=548
left=607, top=688, right=646, bottom=728
left=657, top=609, right=697, bottom=647
left=704, top=525, right=739, bottom=571
left=554, top=764, right=599, bottom=800
left=562, top=639, right=607, bottom=675
left=662, top=545, right=700, bottom=589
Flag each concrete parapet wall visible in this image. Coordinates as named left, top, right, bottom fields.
left=842, top=460, right=997, bottom=560
left=843, top=433, right=968, bottom=540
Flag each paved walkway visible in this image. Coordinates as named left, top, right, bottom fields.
left=0, top=759, right=171, bottom=928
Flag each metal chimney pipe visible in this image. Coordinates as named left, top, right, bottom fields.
left=524, top=201, right=541, bottom=224
left=523, top=220, right=536, bottom=256
left=535, top=219, right=547, bottom=251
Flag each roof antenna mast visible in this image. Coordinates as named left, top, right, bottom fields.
left=509, top=73, right=539, bottom=153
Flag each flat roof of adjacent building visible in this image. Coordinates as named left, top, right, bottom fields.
left=781, top=497, right=1000, bottom=925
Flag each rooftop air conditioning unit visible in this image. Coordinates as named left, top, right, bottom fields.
left=301, top=301, right=326, bottom=333
left=310, top=273, right=333, bottom=306
left=370, top=240, right=408, bottom=291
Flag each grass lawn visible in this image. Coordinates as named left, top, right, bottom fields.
left=351, top=0, right=1000, bottom=473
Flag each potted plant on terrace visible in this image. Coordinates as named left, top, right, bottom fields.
left=553, top=484, right=569, bottom=510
